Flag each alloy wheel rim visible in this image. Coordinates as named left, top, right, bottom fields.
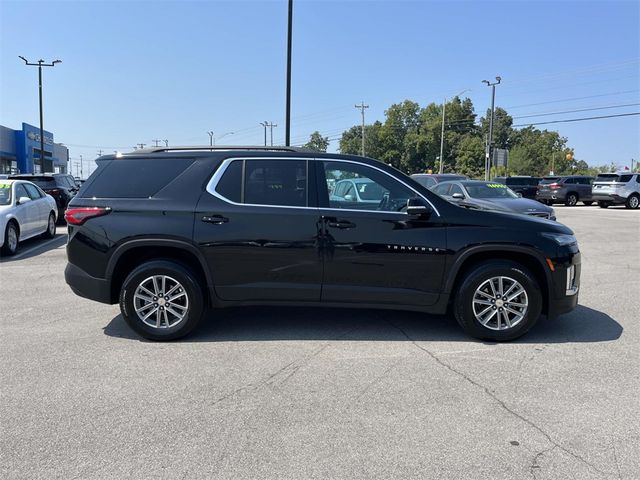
left=48, top=215, right=55, bottom=234
left=630, top=196, right=639, bottom=208
left=8, top=227, right=17, bottom=251
left=133, top=275, right=189, bottom=329
left=472, top=276, right=528, bottom=331
left=569, top=195, right=577, bottom=205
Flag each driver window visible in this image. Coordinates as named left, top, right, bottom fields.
left=323, top=161, right=414, bottom=212
left=14, top=183, right=29, bottom=202
left=24, top=183, right=42, bottom=199
left=449, top=184, right=464, bottom=197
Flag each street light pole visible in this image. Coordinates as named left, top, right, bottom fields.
left=18, top=56, right=62, bottom=173
left=482, top=76, right=501, bottom=180
left=285, top=0, right=293, bottom=146
left=260, top=122, right=268, bottom=146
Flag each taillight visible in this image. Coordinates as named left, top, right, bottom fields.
left=549, top=183, right=561, bottom=190
left=64, top=207, right=111, bottom=225
left=49, top=188, right=61, bottom=195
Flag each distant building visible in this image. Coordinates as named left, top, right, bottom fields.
left=0, top=122, right=69, bottom=174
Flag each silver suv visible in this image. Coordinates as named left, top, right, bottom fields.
left=592, top=172, right=640, bottom=209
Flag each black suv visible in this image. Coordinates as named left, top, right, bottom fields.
left=492, top=176, right=542, bottom=199
left=9, top=173, right=78, bottom=222
left=65, top=147, right=580, bottom=342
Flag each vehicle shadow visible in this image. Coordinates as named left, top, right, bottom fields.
left=0, top=232, right=66, bottom=262
left=103, top=304, right=622, bottom=344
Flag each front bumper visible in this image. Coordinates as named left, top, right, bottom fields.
left=547, top=250, right=581, bottom=319
left=65, top=262, right=113, bottom=304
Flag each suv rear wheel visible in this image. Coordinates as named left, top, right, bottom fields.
left=119, top=260, right=205, bottom=341
left=625, top=194, right=639, bottom=209
left=565, top=193, right=578, bottom=206
left=453, top=260, right=542, bottom=341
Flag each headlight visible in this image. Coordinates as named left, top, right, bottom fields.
left=541, top=232, right=577, bottom=246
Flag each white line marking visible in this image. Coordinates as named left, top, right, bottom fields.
left=9, top=235, right=67, bottom=260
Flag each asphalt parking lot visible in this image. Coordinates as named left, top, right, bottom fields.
left=1, top=206, right=638, bottom=480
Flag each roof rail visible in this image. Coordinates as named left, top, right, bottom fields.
left=131, top=145, right=311, bottom=154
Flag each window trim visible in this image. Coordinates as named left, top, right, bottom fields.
left=206, top=156, right=440, bottom=216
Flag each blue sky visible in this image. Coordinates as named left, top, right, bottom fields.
left=1, top=0, right=638, bottom=173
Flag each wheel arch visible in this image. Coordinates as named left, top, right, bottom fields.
left=445, top=246, right=552, bottom=315
left=107, top=239, right=215, bottom=306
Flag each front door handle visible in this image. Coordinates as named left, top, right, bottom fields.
left=202, top=215, right=228, bottom=224
left=327, top=219, right=356, bottom=229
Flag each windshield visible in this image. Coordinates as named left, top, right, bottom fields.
left=356, top=182, right=386, bottom=200
left=540, top=177, right=561, bottom=185
left=0, top=182, right=12, bottom=205
left=464, top=183, right=519, bottom=199
left=595, top=174, right=630, bottom=183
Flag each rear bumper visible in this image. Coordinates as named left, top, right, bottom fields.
left=536, top=191, right=563, bottom=201
left=65, top=262, right=113, bottom=304
left=592, top=193, right=626, bottom=204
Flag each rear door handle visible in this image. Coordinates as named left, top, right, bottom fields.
left=202, top=215, right=228, bottom=224
left=327, top=219, right=356, bottom=229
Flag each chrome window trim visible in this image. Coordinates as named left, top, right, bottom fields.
left=205, top=156, right=440, bottom=217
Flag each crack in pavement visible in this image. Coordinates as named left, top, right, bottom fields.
left=386, top=318, right=613, bottom=479
left=529, top=445, right=557, bottom=480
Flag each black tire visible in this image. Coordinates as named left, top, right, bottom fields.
left=598, top=201, right=610, bottom=208
left=1, top=221, right=19, bottom=256
left=119, top=260, right=205, bottom=341
left=583, top=201, right=593, bottom=206
left=57, top=206, right=66, bottom=224
left=41, top=212, right=56, bottom=239
left=453, top=260, right=542, bottom=342
left=625, top=194, right=639, bottom=209
left=565, top=193, right=578, bottom=206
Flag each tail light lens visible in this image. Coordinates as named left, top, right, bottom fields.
left=64, top=207, right=111, bottom=225
left=549, top=183, right=561, bottom=190
left=49, top=188, right=61, bottom=195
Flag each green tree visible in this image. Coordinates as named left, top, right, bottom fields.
left=339, top=121, right=384, bottom=158
left=303, top=131, right=329, bottom=152
left=480, top=107, right=514, bottom=149
left=454, top=135, right=485, bottom=178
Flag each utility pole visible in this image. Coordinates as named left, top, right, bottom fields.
left=260, top=122, right=268, bottom=146
left=439, top=100, right=446, bottom=174
left=266, top=122, right=277, bottom=146
left=285, top=0, right=293, bottom=146
left=482, top=76, right=501, bottom=180
left=18, top=56, right=62, bottom=173
left=79, top=154, right=83, bottom=179
left=207, top=131, right=214, bottom=147
left=163, top=140, right=169, bottom=147
left=355, top=101, right=369, bottom=156
left=152, top=139, right=161, bottom=147
left=136, top=143, right=146, bottom=150
left=97, top=149, right=103, bottom=157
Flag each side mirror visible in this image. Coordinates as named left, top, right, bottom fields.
left=452, top=192, right=465, bottom=200
left=17, top=196, right=31, bottom=205
left=406, top=197, right=432, bottom=218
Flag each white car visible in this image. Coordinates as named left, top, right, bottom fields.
left=0, top=179, right=58, bottom=256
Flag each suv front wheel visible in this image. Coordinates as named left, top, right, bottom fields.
left=453, top=260, right=542, bottom=341
left=119, top=260, right=205, bottom=341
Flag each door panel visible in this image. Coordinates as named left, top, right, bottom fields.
left=13, top=183, right=38, bottom=237
left=318, top=160, right=446, bottom=306
left=195, top=158, right=322, bottom=302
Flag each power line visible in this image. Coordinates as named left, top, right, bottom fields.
left=505, top=90, right=639, bottom=109
left=512, top=102, right=640, bottom=119
left=512, top=112, right=640, bottom=127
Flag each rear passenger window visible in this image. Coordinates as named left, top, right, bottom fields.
left=213, top=159, right=307, bottom=207
left=81, top=158, right=195, bottom=198
left=244, top=160, right=307, bottom=207
left=619, top=175, right=632, bottom=183
left=24, top=183, right=43, bottom=199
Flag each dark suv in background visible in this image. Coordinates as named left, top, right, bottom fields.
left=9, top=173, right=78, bottom=222
left=535, top=175, right=594, bottom=206
left=65, top=147, right=580, bottom=342
left=492, top=176, right=542, bottom=199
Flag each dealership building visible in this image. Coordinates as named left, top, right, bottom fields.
left=0, top=122, right=69, bottom=174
